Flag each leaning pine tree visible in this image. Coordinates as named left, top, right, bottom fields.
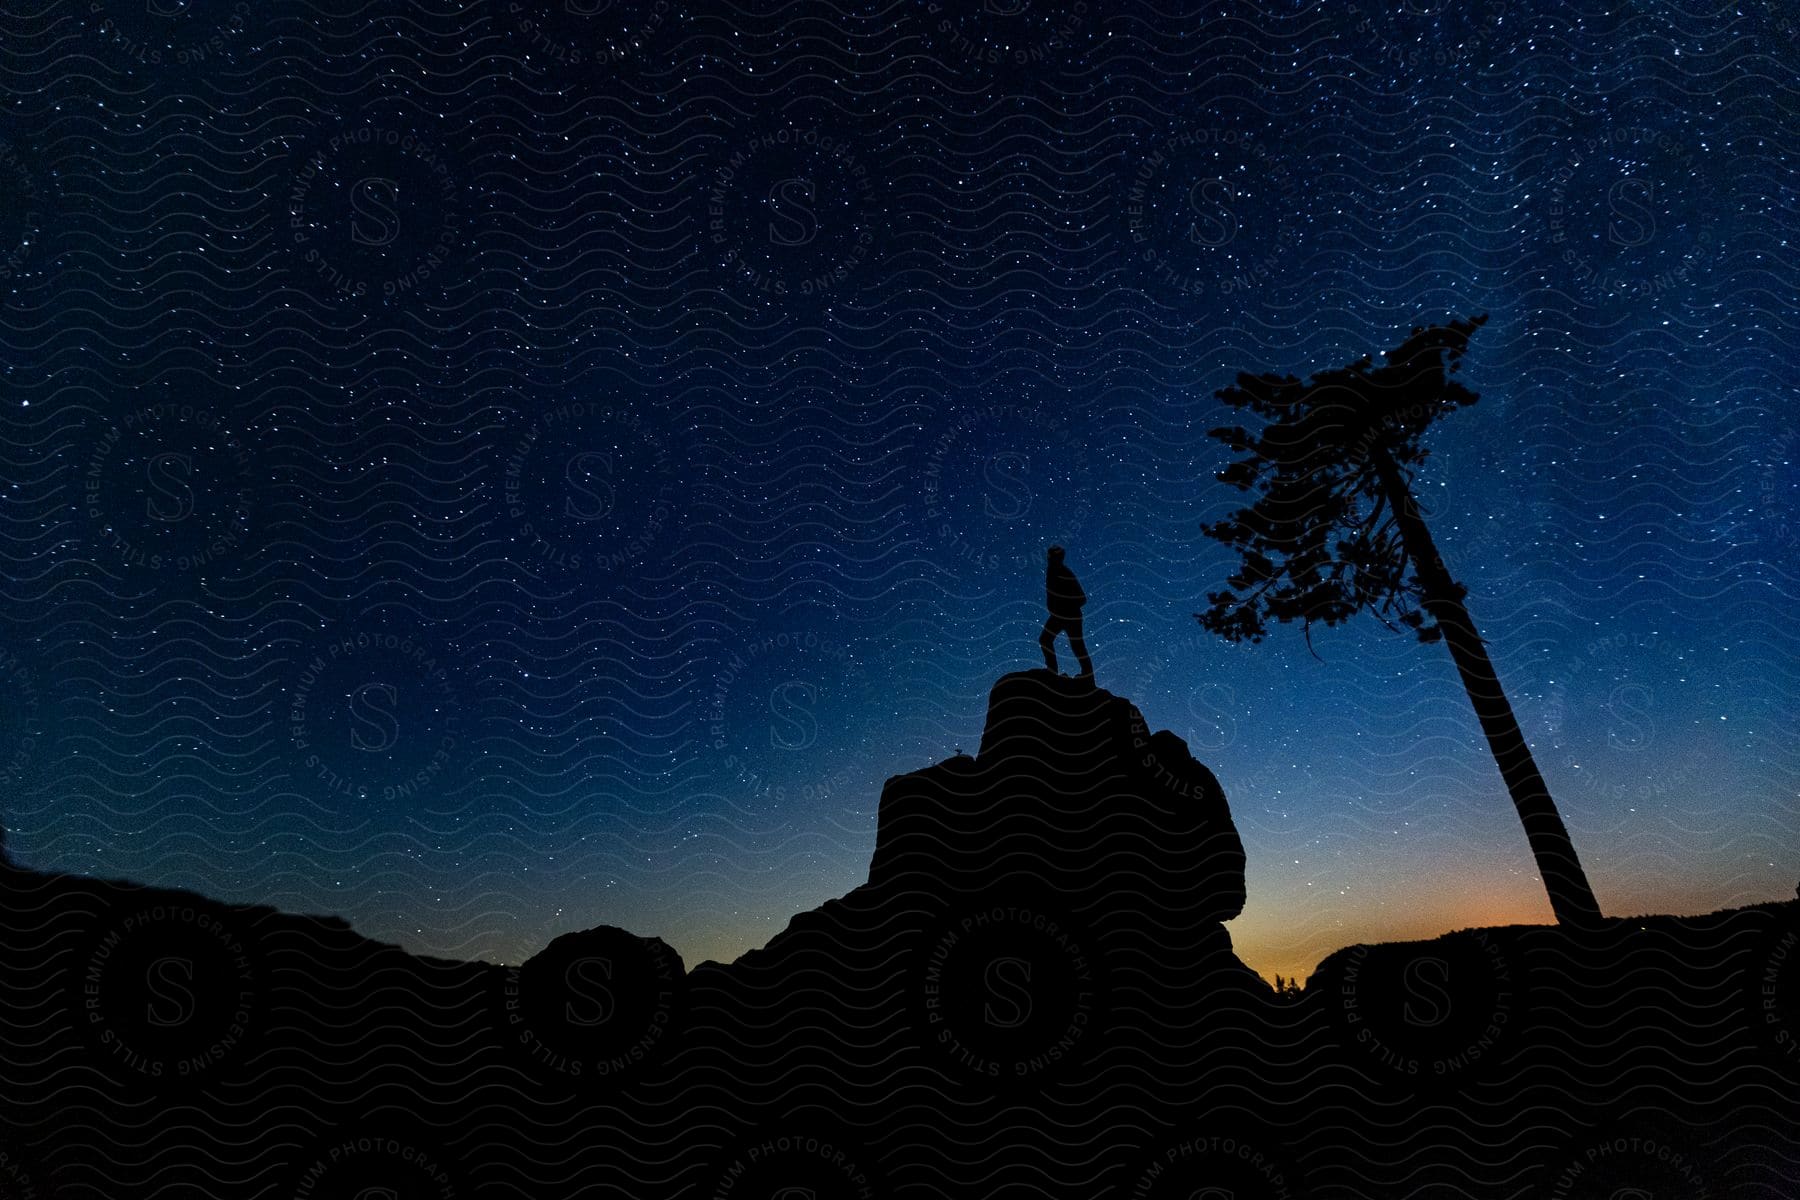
left=1198, top=314, right=1603, bottom=928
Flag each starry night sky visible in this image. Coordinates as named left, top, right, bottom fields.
left=0, top=0, right=1796, bottom=985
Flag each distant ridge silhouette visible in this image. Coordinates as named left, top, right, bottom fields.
left=1, top=669, right=1796, bottom=1197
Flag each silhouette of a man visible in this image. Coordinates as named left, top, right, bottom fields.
left=1038, top=545, right=1094, bottom=680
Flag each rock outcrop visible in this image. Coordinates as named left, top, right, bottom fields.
left=870, top=667, right=1246, bottom=924
left=6, top=669, right=1794, bottom=1198
left=699, top=669, right=1257, bottom=1006
left=681, top=668, right=1266, bottom=1119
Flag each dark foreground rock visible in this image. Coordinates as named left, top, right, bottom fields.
left=1, top=671, right=1796, bottom=1197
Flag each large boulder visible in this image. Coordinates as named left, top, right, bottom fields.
left=869, top=668, right=1246, bottom=926
left=683, top=668, right=1264, bottom=1120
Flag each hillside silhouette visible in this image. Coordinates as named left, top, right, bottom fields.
left=2, top=669, right=1796, bottom=1197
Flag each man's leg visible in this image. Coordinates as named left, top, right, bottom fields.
left=1067, top=617, right=1094, bottom=679
left=1038, top=618, right=1060, bottom=671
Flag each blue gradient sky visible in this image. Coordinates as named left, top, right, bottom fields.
left=1, top=0, right=1794, bottom=985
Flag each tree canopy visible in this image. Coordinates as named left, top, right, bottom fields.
left=1198, top=314, right=1490, bottom=647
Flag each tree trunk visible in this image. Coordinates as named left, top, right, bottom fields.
left=1372, top=451, right=1604, bottom=928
